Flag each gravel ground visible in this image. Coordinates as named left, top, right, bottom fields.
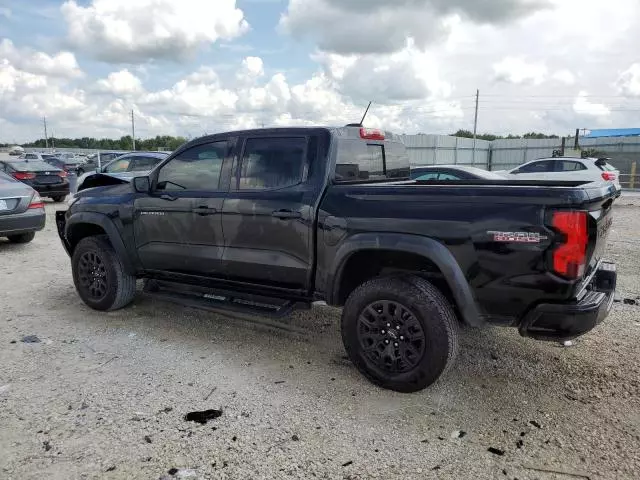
left=1, top=198, right=639, bottom=480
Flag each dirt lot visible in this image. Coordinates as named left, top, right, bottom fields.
left=1, top=197, right=639, bottom=480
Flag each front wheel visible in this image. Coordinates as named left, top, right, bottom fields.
left=341, top=276, right=459, bottom=393
left=71, top=235, right=137, bottom=311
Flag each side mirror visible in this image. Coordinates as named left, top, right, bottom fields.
left=133, top=176, right=151, bottom=194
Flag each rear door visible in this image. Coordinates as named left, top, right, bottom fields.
left=134, top=139, right=232, bottom=277
left=221, top=134, right=317, bottom=291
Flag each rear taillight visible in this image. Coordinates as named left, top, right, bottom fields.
left=552, top=211, right=588, bottom=279
left=13, top=172, right=36, bottom=180
left=360, top=127, right=385, bottom=140
left=58, top=171, right=68, bottom=178
left=601, top=172, right=616, bottom=181
left=28, top=192, right=44, bottom=209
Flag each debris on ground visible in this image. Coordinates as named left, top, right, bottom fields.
left=529, top=420, right=542, bottom=429
left=106, top=466, right=116, bottom=472
left=487, top=447, right=505, bottom=456
left=342, top=461, right=353, bottom=467
left=0, top=384, right=10, bottom=394
left=451, top=430, right=467, bottom=439
left=623, top=298, right=637, bottom=305
left=144, top=435, right=152, bottom=444
left=21, top=335, right=41, bottom=343
left=184, top=409, right=223, bottom=424
left=562, top=340, right=574, bottom=347
left=291, top=434, right=300, bottom=441
left=43, top=441, right=51, bottom=452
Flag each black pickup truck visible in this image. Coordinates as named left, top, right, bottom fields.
left=56, top=126, right=619, bottom=392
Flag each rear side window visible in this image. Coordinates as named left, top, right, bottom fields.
left=237, top=137, right=307, bottom=190
left=25, top=154, right=38, bottom=160
left=558, top=161, right=587, bottom=171
left=130, top=156, right=162, bottom=172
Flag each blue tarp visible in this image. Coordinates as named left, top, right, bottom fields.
left=585, top=128, right=640, bottom=138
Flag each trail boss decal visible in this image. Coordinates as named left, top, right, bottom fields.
left=488, top=231, right=548, bottom=244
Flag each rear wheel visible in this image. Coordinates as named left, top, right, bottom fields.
left=341, top=276, right=459, bottom=393
left=7, top=232, right=36, bottom=244
left=51, top=195, right=66, bottom=202
left=71, top=235, right=137, bottom=311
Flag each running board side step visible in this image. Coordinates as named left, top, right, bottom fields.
left=142, top=279, right=311, bottom=319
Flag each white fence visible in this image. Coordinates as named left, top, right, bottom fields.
left=401, top=134, right=491, bottom=167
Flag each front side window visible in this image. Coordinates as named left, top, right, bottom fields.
left=415, top=172, right=440, bottom=181
left=238, top=137, right=306, bottom=190
left=517, top=160, right=555, bottom=173
left=104, top=157, right=131, bottom=173
left=157, top=141, right=227, bottom=191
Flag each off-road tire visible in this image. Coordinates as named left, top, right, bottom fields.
left=341, top=275, right=459, bottom=393
left=7, top=232, right=36, bottom=244
left=71, top=235, right=136, bottom=311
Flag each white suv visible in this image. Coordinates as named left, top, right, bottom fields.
left=500, top=157, right=620, bottom=186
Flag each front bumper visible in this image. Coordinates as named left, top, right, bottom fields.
left=0, top=208, right=46, bottom=236
left=519, top=262, right=617, bottom=341
left=56, top=210, right=71, bottom=255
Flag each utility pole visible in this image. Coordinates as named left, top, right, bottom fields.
left=43, top=117, right=49, bottom=149
left=472, top=89, right=479, bottom=164
left=131, top=109, right=136, bottom=151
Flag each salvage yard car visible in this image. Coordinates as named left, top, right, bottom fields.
left=56, top=126, right=619, bottom=392
left=0, top=159, right=70, bottom=202
left=0, top=171, right=45, bottom=243
left=498, top=156, right=621, bottom=186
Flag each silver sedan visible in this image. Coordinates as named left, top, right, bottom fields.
left=0, top=172, right=46, bottom=244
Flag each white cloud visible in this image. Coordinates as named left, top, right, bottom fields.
left=96, top=69, right=144, bottom=95
left=241, top=57, right=264, bottom=77
left=0, top=7, right=11, bottom=18
left=573, top=92, right=611, bottom=117
left=0, top=39, right=83, bottom=78
left=279, top=0, right=551, bottom=54
left=617, top=63, right=640, bottom=97
left=552, top=70, right=576, bottom=86
left=316, top=43, right=452, bottom=102
left=493, top=57, right=547, bottom=85
left=61, top=0, right=249, bottom=63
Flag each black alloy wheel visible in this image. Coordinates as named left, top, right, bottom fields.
left=357, top=300, right=426, bottom=374
left=77, top=250, right=109, bottom=301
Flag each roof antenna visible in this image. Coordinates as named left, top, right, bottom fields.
left=346, top=101, right=372, bottom=127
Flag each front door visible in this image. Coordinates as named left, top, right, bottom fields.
left=134, top=139, right=231, bottom=277
left=221, top=135, right=316, bottom=291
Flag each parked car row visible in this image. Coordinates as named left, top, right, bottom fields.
left=411, top=156, right=620, bottom=186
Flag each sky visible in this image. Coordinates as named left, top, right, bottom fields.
left=1, top=0, right=640, bottom=143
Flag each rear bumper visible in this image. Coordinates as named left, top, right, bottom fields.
left=519, top=262, right=616, bottom=341
left=32, top=182, right=70, bottom=197
left=0, top=209, right=46, bottom=236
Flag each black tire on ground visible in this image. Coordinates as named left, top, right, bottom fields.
left=7, top=232, right=36, bottom=244
left=71, top=235, right=137, bottom=311
left=341, top=275, right=459, bottom=393
left=51, top=195, right=66, bottom=202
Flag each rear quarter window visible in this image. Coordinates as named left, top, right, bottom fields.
left=335, top=139, right=409, bottom=181
left=595, top=159, right=616, bottom=171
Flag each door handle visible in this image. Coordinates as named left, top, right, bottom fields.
left=192, top=206, right=218, bottom=216
left=160, top=194, right=177, bottom=201
left=272, top=209, right=302, bottom=219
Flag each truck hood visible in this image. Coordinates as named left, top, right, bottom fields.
left=76, top=172, right=135, bottom=192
